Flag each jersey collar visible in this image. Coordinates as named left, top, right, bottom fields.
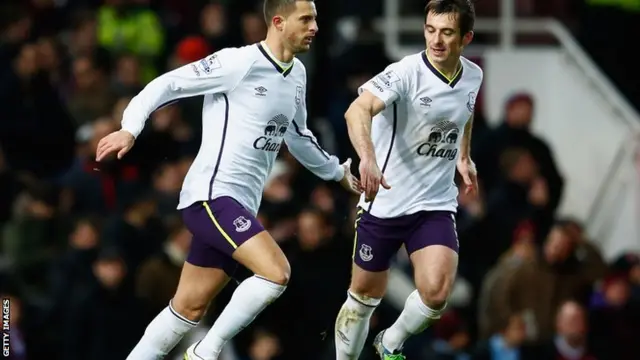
left=257, top=42, right=294, bottom=77
left=422, top=51, right=463, bottom=88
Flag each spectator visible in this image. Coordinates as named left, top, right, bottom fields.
left=537, top=301, right=597, bottom=360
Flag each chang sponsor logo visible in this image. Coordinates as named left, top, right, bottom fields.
left=416, top=119, right=459, bottom=161
left=253, top=114, right=289, bottom=152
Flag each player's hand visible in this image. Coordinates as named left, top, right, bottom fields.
left=339, top=158, right=363, bottom=195
left=359, top=157, right=390, bottom=202
left=457, top=157, right=478, bottom=196
left=96, top=130, right=135, bottom=162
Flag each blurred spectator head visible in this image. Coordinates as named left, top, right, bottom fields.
left=176, top=155, right=194, bottom=179
left=175, top=36, right=211, bottom=65
left=555, top=301, right=587, bottom=347
left=93, top=248, right=127, bottom=289
left=114, top=53, right=142, bottom=92
left=249, top=328, right=281, bottom=360
left=15, top=180, right=59, bottom=219
left=264, top=160, right=293, bottom=203
left=500, top=147, right=538, bottom=184
left=0, top=4, right=31, bottom=44
left=69, top=11, right=97, bottom=56
left=557, top=218, right=586, bottom=244
left=602, top=273, right=630, bottom=307
left=153, top=161, right=182, bottom=195
left=297, top=207, right=332, bottom=250
left=123, top=192, right=158, bottom=222
left=309, top=183, right=335, bottom=213
left=151, top=104, right=180, bottom=132
left=69, top=216, right=102, bottom=250
left=112, top=96, right=132, bottom=123
left=14, top=43, right=40, bottom=80
left=511, top=220, right=536, bottom=260
left=543, top=224, right=575, bottom=264
left=36, top=36, right=64, bottom=73
left=612, top=252, right=640, bottom=285
left=242, top=12, right=267, bottom=44
left=433, top=310, right=470, bottom=350
left=73, top=53, right=109, bottom=91
left=200, top=2, right=227, bottom=39
left=499, top=313, right=527, bottom=347
left=504, top=93, right=534, bottom=129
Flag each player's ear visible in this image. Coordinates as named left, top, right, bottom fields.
left=462, top=31, right=473, bottom=47
left=272, top=15, right=285, bottom=31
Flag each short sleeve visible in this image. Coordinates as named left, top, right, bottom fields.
left=358, top=62, right=408, bottom=108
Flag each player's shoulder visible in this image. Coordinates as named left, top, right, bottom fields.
left=293, top=57, right=306, bottom=72
left=460, top=56, right=483, bottom=79
left=211, top=45, right=260, bottom=69
left=291, top=57, right=307, bottom=78
left=388, top=52, right=424, bottom=73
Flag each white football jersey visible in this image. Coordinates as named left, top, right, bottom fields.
left=121, top=42, right=343, bottom=215
left=357, top=52, right=483, bottom=218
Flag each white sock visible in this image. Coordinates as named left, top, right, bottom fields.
left=382, top=290, right=445, bottom=352
left=334, top=291, right=382, bottom=360
left=126, top=302, right=197, bottom=359
left=194, top=275, right=286, bottom=359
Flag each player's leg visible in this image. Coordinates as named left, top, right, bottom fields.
left=334, top=209, right=404, bottom=359
left=187, top=198, right=289, bottom=359
left=378, top=211, right=459, bottom=354
left=126, top=237, right=234, bottom=359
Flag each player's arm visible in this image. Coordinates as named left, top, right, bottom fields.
left=97, top=49, right=249, bottom=161
left=346, top=65, right=404, bottom=162
left=285, top=88, right=344, bottom=182
left=344, top=91, right=387, bottom=162
left=460, top=114, right=474, bottom=160
left=120, top=49, right=248, bottom=138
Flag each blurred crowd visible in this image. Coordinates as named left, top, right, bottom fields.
left=1, top=1, right=639, bottom=360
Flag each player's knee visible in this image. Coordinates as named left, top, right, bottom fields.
left=256, top=260, right=291, bottom=285
left=349, top=267, right=388, bottom=298
left=171, top=296, right=208, bottom=322
left=417, top=279, right=450, bottom=309
left=349, top=276, right=387, bottom=299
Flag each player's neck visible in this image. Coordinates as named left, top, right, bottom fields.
left=426, top=52, right=461, bottom=79
left=263, top=35, right=294, bottom=64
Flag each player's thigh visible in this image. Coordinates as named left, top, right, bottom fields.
left=182, top=197, right=288, bottom=283
left=407, top=211, right=459, bottom=304
left=349, top=208, right=405, bottom=298
left=232, top=230, right=290, bottom=285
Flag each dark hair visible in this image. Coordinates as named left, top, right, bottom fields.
left=424, top=0, right=476, bottom=35
left=263, top=0, right=313, bottom=25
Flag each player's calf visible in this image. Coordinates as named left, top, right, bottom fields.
left=381, top=245, right=458, bottom=353
left=334, top=264, right=386, bottom=360
left=192, top=232, right=289, bottom=359
left=127, top=264, right=230, bottom=360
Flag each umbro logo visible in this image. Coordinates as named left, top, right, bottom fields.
left=420, top=97, right=432, bottom=107
left=254, top=86, right=268, bottom=96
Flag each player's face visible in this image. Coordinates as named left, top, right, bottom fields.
left=424, top=11, right=473, bottom=64
left=281, top=1, right=318, bottom=53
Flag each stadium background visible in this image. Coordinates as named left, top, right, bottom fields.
left=1, top=0, right=640, bottom=359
